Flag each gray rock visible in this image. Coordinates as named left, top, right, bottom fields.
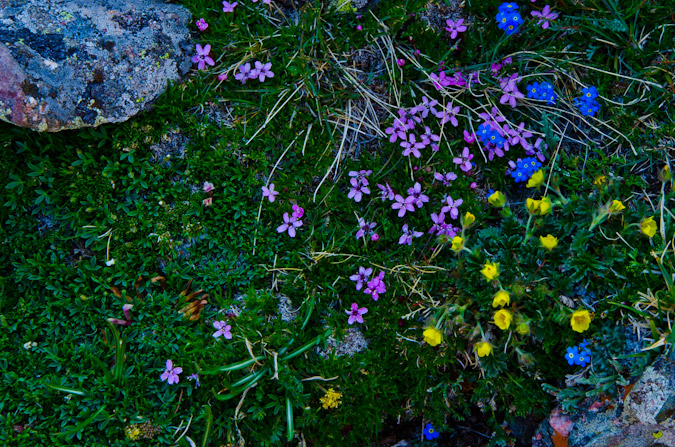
left=533, top=356, right=675, bottom=447
left=0, top=0, right=192, bottom=132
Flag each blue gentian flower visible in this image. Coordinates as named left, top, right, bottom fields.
left=576, top=349, right=591, bottom=367
left=582, top=86, right=598, bottom=100
left=526, top=82, right=540, bottom=99
left=565, top=346, right=579, bottom=365
left=499, top=2, right=519, bottom=13
left=423, top=423, right=440, bottom=440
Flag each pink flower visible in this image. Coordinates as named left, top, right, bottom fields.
left=453, top=147, right=474, bottom=172
left=463, top=130, right=476, bottom=144
left=262, top=183, right=278, bottom=202
left=218, top=73, right=228, bottom=81
left=392, top=194, right=415, bottom=217
left=222, top=1, right=238, bottom=12
left=441, top=196, right=463, bottom=219
left=371, top=233, right=379, bottom=241
left=196, top=18, right=208, bottom=31
left=364, top=271, right=386, bottom=301
left=531, top=5, right=559, bottom=29
left=407, top=182, right=429, bottom=208
left=356, top=217, right=377, bottom=239
left=434, top=171, right=458, bottom=186
left=400, top=134, right=424, bottom=158
left=192, top=44, right=215, bottom=70
left=235, top=63, right=253, bottom=83
left=203, top=197, right=213, bottom=206
left=346, top=303, right=368, bottom=324
left=396, top=58, right=405, bottom=67
left=377, top=183, right=396, bottom=201
left=349, top=266, right=372, bottom=291
left=213, top=321, right=233, bottom=339
left=253, top=61, right=274, bottom=82
left=348, top=178, right=370, bottom=202
left=203, top=181, right=215, bottom=193
left=445, top=19, right=467, bottom=39
left=160, top=360, right=182, bottom=385
left=108, top=304, right=134, bottom=327
left=398, top=224, right=423, bottom=245
left=292, top=204, right=304, bottom=219
left=277, top=212, right=302, bottom=237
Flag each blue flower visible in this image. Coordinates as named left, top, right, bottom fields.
left=579, top=339, right=589, bottom=349
left=423, top=423, right=440, bottom=440
left=487, top=131, right=505, bottom=148
left=496, top=9, right=523, bottom=35
left=498, top=2, right=519, bottom=13
left=565, top=346, right=579, bottom=365
left=575, top=349, right=591, bottom=367
left=582, top=86, right=599, bottom=100
left=526, top=82, right=540, bottom=99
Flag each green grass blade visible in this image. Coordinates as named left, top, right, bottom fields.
left=201, top=405, right=213, bottom=447
left=286, top=397, right=294, bottom=442
left=44, top=382, right=87, bottom=396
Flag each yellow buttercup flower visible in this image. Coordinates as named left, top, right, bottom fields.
left=481, top=262, right=499, bottom=281
left=494, top=309, right=512, bottom=330
left=492, top=290, right=510, bottom=308
left=526, top=198, right=541, bottom=215
left=488, top=191, right=506, bottom=208
left=526, top=170, right=544, bottom=188
left=451, top=236, right=465, bottom=252
left=540, top=234, right=558, bottom=251
left=423, top=327, right=442, bottom=346
left=608, top=200, right=625, bottom=214
left=571, top=310, right=591, bottom=333
left=640, top=216, right=657, bottom=238
left=539, top=196, right=552, bottom=215
left=463, top=212, right=476, bottom=228
left=475, top=341, right=493, bottom=357
left=320, top=388, right=342, bottom=409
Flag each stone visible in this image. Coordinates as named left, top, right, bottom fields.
left=533, top=356, right=675, bottom=447
left=0, top=0, right=192, bottom=132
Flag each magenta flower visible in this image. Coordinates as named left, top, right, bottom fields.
left=213, top=321, right=233, bottom=339
left=253, top=61, right=274, bottom=82
left=349, top=169, right=372, bottom=186
left=364, top=271, right=386, bottom=301
left=445, top=19, right=467, bottom=39
left=277, top=212, right=302, bottom=237
left=500, top=74, right=525, bottom=107
left=377, top=183, right=396, bottom=201
left=218, top=73, right=228, bottom=81
left=392, top=194, right=416, bottom=217
left=398, top=224, right=423, bottom=245
left=420, top=126, right=440, bottom=148
left=371, top=233, right=379, bottom=241
left=407, top=182, right=429, bottom=208
left=356, top=218, right=377, bottom=239
left=478, top=106, right=505, bottom=126
left=203, top=181, right=215, bottom=193
left=222, top=1, right=238, bottom=12
left=346, top=303, right=368, bottom=324
left=160, top=360, right=182, bottom=385
left=400, top=134, right=425, bottom=158
left=350, top=266, right=372, bottom=291
left=292, top=204, right=304, bottom=219
left=396, top=58, right=405, bottom=67
left=108, top=304, right=134, bottom=327
left=436, top=103, right=460, bottom=127
left=192, top=44, right=215, bottom=71
left=430, top=70, right=451, bottom=90
left=441, top=196, right=463, bottom=219
left=463, top=130, right=475, bottom=144
left=434, top=171, right=458, bottom=186
left=385, top=118, right=410, bottom=143
left=348, top=178, right=370, bottom=202
left=196, top=18, right=208, bottom=31
left=262, top=183, right=279, bottom=202
left=414, top=96, right=439, bottom=118
left=531, top=5, right=559, bottom=29
left=508, top=122, right=533, bottom=149
left=453, top=147, right=474, bottom=172
left=234, top=63, right=253, bottom=83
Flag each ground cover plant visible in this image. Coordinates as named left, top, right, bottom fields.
left=1, top=0, right=674, bottom=445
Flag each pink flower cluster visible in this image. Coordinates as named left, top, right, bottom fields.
left=277, top=205, right=304, bottom=238
left=235, top=61, right=274, bottom=84
left=350, top=267, right=386, bottom=301
left=348, top=170, right=372, bottom=202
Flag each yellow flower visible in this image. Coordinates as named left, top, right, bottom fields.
left=488, top=191, right=506, bottom=208
left=320, top=388, right=342, bottom=409
left=125, top=426, right=142, bottom=441
left=516, top=322, right=530, bottom=335
left=451, top=236, right=465, bottom=252
left=423, top=327, right=442, bottom=346
left=640, top=216, right=657, bottom=238
left=492, top=290, right=510, bottom=308
left=463, top=212, right=476, bottom=228
left=608, top=200, right=626, bottom=214
left=481, top=262, right=499, bottom=282
left=571, top=310, right=591, bottom=333
left=539, top=234, right=558, bottom=251
left=475, top=341, right=493, bottom=357
left=526, top=170, right=544, bottom=188
left=526, top=198, right=541, bottom=215
left=494, top=309, right=512, bottom=330
left=539, top=196, right=552, bottom=215
left=659, top=165, right=671, bottom=182
left=593, top=175, right=607, bottom=186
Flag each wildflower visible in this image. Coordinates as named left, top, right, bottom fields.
left=481, top=261, right=499, bottom=281
left=441, top=195, right=463, bottom=219
left=423, top=327, right=442, bottom=346
left=108, top=303, right=134, bottom=327
left=429, top=212, right=447, bottom=235
left=434, top=171, right=458, bottom=186
left=348, top=178, right=370, bottom=202
left=202, top=197, right=213, bottom=207
left=435, top=103, right=461, bottom=127
left=160, top=360, right=182, bottom=385
left=320, top=388, right=342, bottom=409
left=463, top=130, right=476, bottom=144
left=659, top=165, right=672, bottom=182
left=371, top=233, right=379, bottom=241
left=349, top=169, right=373, bottom=186
left=423, top=423, right=440, bottom=440
left=607, top=200, right=625, bottom=214
left=276, top=212, right=302, bottom=237
left=355, top=218, right=376, bottom=240
left=475, top=341, right=493, bottom=357
left=23, top=341, right=38, bottom=350
left=253, top=61, right=274, bottom=82
left=450, top=236, right=464, bottom=252
left=364, top=271, right=386, bottom=301
left=540, top=234, right=558, bottom=251
left=582, top=86, right=599, bottom=100
left=203, top=181, right=215, bottom=193
left=571, top=310, right=591, bottom=333
left=192, top=44, right=215, bottom=70
left=234, top=63, right=253, bottom=83
left=527, top=170, right=544, bottom=188
left=508, top=122, right=533, bottom=149
left=125, top=425, right=142, bottom=440
left=494, top=309, right=512, bottom=330
left=392, top=194, right=416, bottom=217
left=217, top=73, right=228, bottom=81
left=349, top=266, right=372, bottom=291
left=400, top=134, right=425, bottom=158
left=213, top=320, right=233, bottom=339
left=640, top=216, right=657, bottom=238
left=222, top=0, right=238, bottom=11
left=420, top=126, right=440, bottom=150
left=196, top=18, right=208, bottom=31
left=261, top=183, right=278, bottom=202
left=445, top=18, right=467, bottom=39
left=576, top=347, right=591, bottom=367
left=462, top=211, right=475, bottom=228
left=593, top=175, right=607, bottom=186
left=531, top=5, right=559, bottom=29
left=414, top=96, right=439, bottom=119
left=453, top=147, right=474, bottom=172
left=187, top=373, right=201, bottom=388
left=516, top=322, right=530, bottom=335
left=500, top=74, right=524, bottom=107
left=407, top=182, right=429, bottom=208
left=292, top=204, right=304, bottom=219
left=492, top=290, right=510, bottom=308
left=398, top=224, right=423, bottom=245
left=356, top=24, right=362, bottom=31
left=346, top=303, right=368, bottom=324
left=488, top=191, right=506, bottom=208
left=377, top=183, right=396, bottom=201
left=539, top=196, right=552, bottom=215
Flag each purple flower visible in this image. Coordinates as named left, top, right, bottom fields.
left=203, top=181, right=215, bottom=192
left=463, top=130, right=476, bottom=144
left=262, top=183, right=279, bottom=202
left=445, top=18, right=468, bottom=39
left=346, top=303, right=368, bottom=324
left=349, top=169, right=373, bottom=186
left=400, top=134, right=425, bottom=158
left=508, top=122, right=533, bottom=149
left=436, top=103, right=460, bottom=127
left=218, top=73, right=228, bottom=81
left=434, top=171, right=458, bottom=186
left=222, top=1, right=238, bottom=12
left=478, top=107, right=505, bottom=127
left=277, top=212, right=302, bottom=237
left=356, top=217, right=377, bottom=239
left=414, top=96, right=439, bottom=118
left=500, top=74, right=525, bottom=107
left=526, top=138, right=548, bottom=162
left=235, top=63, right=253, bottom=83
left=160, top=360, right=182, bottom=385
left=213, top=320, right=233, bottom=339
left=253, top=61, right=274, bottom=82
left=398, top=224, right=423, bottom=245
left=429, top=212, right=446, bottom=235
left=384, top=118, right=409, bottom=143
left=187, top=373, right=201, bottom=388
left=196, top=18, right=209, bottom=31
left=377, top=183, right=396, bottom=201
left=407, top=182, right=429, bottom=208
left=192, top=44, right=215, bottom=71
left=350, top=266, right=373, bottom=291
left=292, top=204, right=304, bottom=219
left=364, top=271, right=386, bottom=301
left=531, top=5, right=559, bottom=29
left=392, top=194, right=416, bottom=217
left=348, top=178, right=370, bottom=202
left=441, top=195, right=463, bottom=219
left=430, top=70, right=453, bottom=89
left=453, top=147, right=473, bottom=172
left=420, top=126, right=440, bottom=147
